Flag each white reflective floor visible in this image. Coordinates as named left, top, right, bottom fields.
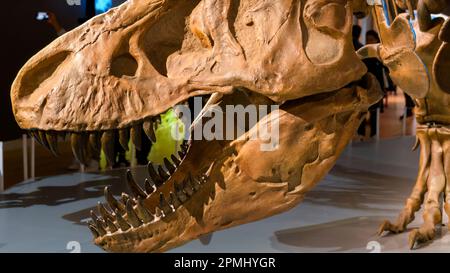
left=0, top=137, right=449, bottom=253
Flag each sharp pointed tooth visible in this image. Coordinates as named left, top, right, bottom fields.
left=157, top=165, right=170, bottom=181
left=183, top=179, right=194, bottom=196
left=30, top=131, right=43, bottom=145
left=39, top=130, right=52, bottom=151
left=95, top=219, right=107, bottom=236
left=154, top=206, right=163, bottom=217
left=154, top=116, right=161, bottom=126
left=135, top=197, right=154, bottom=223
left=115, top=209, right=131, bottom=231
left=119, top=129, right=130, bottom=151
left=169, top=192, right=181, bottom=209
left=104, top=187, right=125, bottom=214
left=126, top=170, right=147, bottom=198
left=147, top=163, right=164, bottom=186
left=143, top=120, right=156, bottom=142
left=106, top=219, right=118, bottom=233
left=131, top=125, right=142, bottom=151
left=88, top=224, right=100, bottom=238
left=89, top=133, right=101, bottom=154
left=97, top=202, right=114, bottom=223
left=70, top=133, right=87, bottom=164
left=101, top=131, right=115, bottom=167
left=144, top=178, right=155, bottom=194
left=126, top=200, right=142, bottom=228
left=163, top=158, right=176, bottom=174
left=181, top=140, right=189, bottom=152
left=175, top=183, right=188, bottom=202
left=45, top=132, right=59, bottom=156
left=121, top=193, right=131, bottom=205
left=171, top=154, right=181, bottom=166
left=159, top=193, right=172, bottom=215
left=90, top=210, right=99, bottom=222
left=190, top=176, right=201, bottom=191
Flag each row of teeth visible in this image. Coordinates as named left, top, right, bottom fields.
left=88, top=156, right=208, bottom=239
left=28, top=116, right=163, bottom=166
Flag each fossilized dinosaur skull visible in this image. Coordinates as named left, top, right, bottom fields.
left=11, top=0, right=382, bottom=252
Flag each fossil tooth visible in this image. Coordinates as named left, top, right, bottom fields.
left=71, top=133, right=87, bottom=164
left=157, top=165, right=170, bottom=181
left=101, top=131, right=115, bottom=167
left=154, top=115, right=161, bottom=126
left=115, top=209, right=131, bottom=231
left=136, top=197, right=154, bottom=223
left=126, top=170, right=147, bottom=198
left=45, top=132, right=59, bottom=156
left=90, top=210, right=99, bottom=222
left=97, top=202, right=114, bottom=223
left=30, top=131, right=43, bottom=146
left=144, top=178, right=155, bottom=194
left=187, top=175, right=200, bottom=191
left=131, top=125, right=142, bottom=151
left=104, top=187, right=125, bottom=214
left=143, top=120, right=156, bottom=142
left=183, top=179, right=194, bottom=196
left=88, top=224, right=100, bottom=238
left=163, top=157, right=176, bottom=174
left=171, top=154, right=181, bottom=166
left=106, top=218, right=118, bottom=233
left=89, top=133, right=101, bottom=154
left=148, top=163, right=164, bottom=186
left=95, top=219, right=107, bottom=236
left=169, top=192, right=181, bottom=209
left=126, top=200, right=142, bottom=228
left=121, top=193, right=131, bottom=205
left=119, top=129, right=130, bottom=151
left=175, top=183, right=188, bottom=203
left=39, top=130, right=51, bottom=151
left=154, top=206, right=163, bottom=218
left=159, top=192, right=172, bottom=215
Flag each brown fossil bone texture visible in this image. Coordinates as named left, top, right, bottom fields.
left=358, top=0, right=450, bottom=249
left=10, top=0, right=383, bottom=252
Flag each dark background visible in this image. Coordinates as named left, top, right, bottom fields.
left=0, top=0, right=125, bottom=141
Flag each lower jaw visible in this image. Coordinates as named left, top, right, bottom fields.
left=94, top=73, right=381, bottom=253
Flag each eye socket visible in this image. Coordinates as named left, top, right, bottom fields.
left=304, top=0, right=347, bottom=35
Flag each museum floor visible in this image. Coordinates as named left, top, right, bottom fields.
left=0, top=136, right=449, bottom=253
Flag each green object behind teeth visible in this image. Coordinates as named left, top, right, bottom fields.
left=99, top=109, right=185, bottom=170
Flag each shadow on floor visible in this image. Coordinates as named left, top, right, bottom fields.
left=0, top=170, right=133, bottom=209
left=304, top=164, right=415, bottom=212
left=271, top=216, right=449, bottom=252
left=271, top=216, right=383, bottom=252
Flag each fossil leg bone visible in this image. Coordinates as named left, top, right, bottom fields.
left=367, top=0, right=450, bottom=248
left=408, top=126, right=445, bottom=249
left=378, top=128, right=430, bottom=234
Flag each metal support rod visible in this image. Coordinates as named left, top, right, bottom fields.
left=0, top=142, right=4, bottom=192
left=22, top=134, right=28, bottom=181
left=402, top=107, right=408, bottom=136
left=376, top=108, right=381, bottom=141
left=30, top=137, right=35, bottom=180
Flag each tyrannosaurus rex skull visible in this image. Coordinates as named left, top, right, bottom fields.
left=10, top=0, right=382, bottom=252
